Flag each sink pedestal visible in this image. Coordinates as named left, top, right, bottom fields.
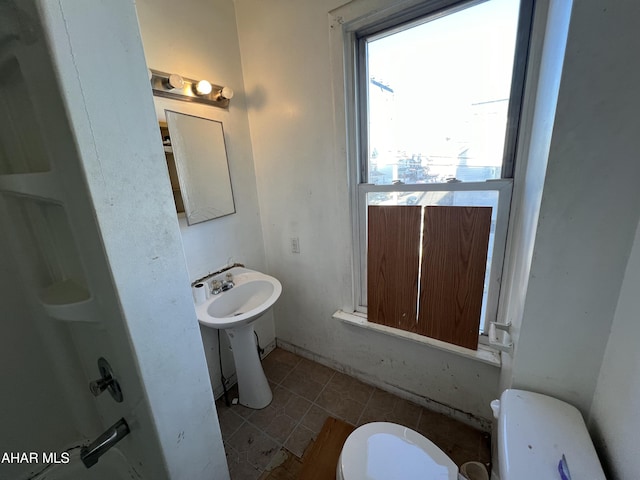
left=195, top=267, right=281, bottom=410
left=226, top=323, right=272, bottom=409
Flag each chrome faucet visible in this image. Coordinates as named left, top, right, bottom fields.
left=81, top=418, right=130, bottom=468
left=211, top=273, right=234, bottom=295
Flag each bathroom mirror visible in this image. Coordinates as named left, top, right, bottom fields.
left=165, top=110, right=235, bottom=225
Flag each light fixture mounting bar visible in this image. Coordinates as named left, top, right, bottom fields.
left=150, top=69, right=230, bottom=109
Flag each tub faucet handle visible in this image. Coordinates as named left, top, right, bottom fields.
left=88, top=357, right=123, bottom=403
left=89, top=376, right=114, bottom=396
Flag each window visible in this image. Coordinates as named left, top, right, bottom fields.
left=350, top=0, right=533, bottom=340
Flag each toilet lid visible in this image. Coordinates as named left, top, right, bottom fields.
left=339, top=422, right=458, bottom=480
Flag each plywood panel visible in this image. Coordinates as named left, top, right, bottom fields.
left=368, top=206, right=421, bottom=332
left=296, top=417, right=355, bottom=480
left=418, top=206, right=492, bottom=349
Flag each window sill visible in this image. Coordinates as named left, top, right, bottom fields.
left=333, top=310, right=501, bottom=368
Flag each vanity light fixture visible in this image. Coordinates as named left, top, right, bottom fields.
left=149, top=69, right=232, bottom=109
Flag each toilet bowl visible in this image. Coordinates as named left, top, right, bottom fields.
left=336, top=422, right=458, bottom=480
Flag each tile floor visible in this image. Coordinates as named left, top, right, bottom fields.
left=217, top=348, right=491, bottom=480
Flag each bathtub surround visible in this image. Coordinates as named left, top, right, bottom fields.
left=0, top=245, right=82, bottom=480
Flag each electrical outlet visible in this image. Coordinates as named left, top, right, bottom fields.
left=290, top=237, right=300, bottom=254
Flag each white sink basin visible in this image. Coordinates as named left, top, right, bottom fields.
left=196, top=268, right=282, bottom=329
left=194, top=267, right=282, bottom=409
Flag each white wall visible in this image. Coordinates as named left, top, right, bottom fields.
left=589, top=219, right=640, bottom=479
left=136, top=0, right=265, bottom=281
left=235, top=0, right=500, bottom=423
left=497, top=0, right=571, bottom=391
left=507, top=0, right=640, bottom=414
left=135, top=0, right=275, bottom=396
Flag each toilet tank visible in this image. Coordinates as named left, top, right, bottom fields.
left=495, top=389, right=605, bottom=480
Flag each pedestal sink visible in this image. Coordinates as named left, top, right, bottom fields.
left=195, top=267, right=282, bottom=409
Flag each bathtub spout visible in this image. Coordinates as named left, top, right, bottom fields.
left=80, top=418, right=130, bottom=468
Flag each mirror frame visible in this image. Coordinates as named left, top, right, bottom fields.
left=165, top=110, right=236, bottom=225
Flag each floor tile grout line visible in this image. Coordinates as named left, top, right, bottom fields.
left=279, top=406, right=312, bottom=456
left=258, top=367, right=374, bottom=467
left=223, top=411, right=247, bottom=440
left=275, top=368, right=338, bottom=457
left=355, top=384, right=376, bottom=427
left=228, top=414, right=294, bottom=475
left=273, top=381, right=316, bottom=454
left=227, top=378, right=323, bottom=466
left=223, top=356, right=372, bottom=444
left=220, top=374, right=286, bottom=475
left=223, top=353, right=329, bottom=478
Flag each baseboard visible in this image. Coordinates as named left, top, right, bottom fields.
left=275, top=338, right=492, bottom=432
left=261, top=338, right=277, bottom=358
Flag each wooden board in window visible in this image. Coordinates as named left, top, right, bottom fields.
left=367, top=206, right=421, bottom=333
left=418, top=206, right=491, bottom=349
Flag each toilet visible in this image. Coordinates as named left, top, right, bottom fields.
left=337, top=422, right=458, bottom=479
left=337, top=389, right=606, bottom=480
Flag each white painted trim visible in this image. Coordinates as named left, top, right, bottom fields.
left=333, top=310, right=501, bottom=367
left=276, top=337, right=493, bottom=431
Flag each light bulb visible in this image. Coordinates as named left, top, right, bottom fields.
left=195, top=80, right=212, bottom=95
left=220, top=86, right=234, bottom=100
left=167, top=74, right=184, bottom=90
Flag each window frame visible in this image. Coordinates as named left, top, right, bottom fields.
left=346, top=0, right=534, bottom=336
left=356, top=180, right=513, bottom=336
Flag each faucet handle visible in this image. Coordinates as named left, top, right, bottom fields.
left=211, top=279, right=223, bottom=295
left=89, top=376, right=114, bottom=396
left=89, top=357, right=123, bottom=403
